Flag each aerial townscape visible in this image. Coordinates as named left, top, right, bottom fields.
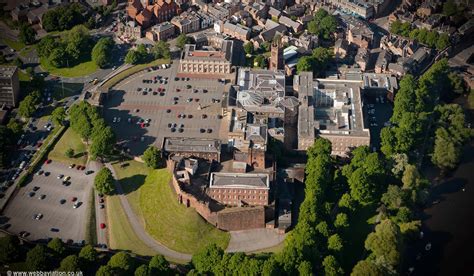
left=0, top=0, right=472, bottom=274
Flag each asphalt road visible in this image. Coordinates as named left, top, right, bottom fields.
left=1, top=161, right=94, bottom=244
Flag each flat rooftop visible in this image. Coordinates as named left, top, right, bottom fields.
left=0, top=66, right=17, bottom=78
left=164, top=138, right=221, bottom=153
left=209, top=172, right=270, bottom=189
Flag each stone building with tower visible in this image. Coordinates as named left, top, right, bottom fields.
left=269, top=38, right=284, bottom=70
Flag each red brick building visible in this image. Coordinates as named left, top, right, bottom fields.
left=127, top=0, right=179, bottom=28
left=207, top=173, right=270, bottom=207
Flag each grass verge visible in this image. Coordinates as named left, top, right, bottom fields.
left=101, top=58, right=170, bottom=90
left=107, top=194, right=158, bottom=257
left=1, top=38, right=25, bottom=51
left=48, top=127, right=87, bottom=166
left=40, top=58, right=98, bottom=78
left=85, top=187, right=97, bottom=245
left=18, top=70, right=30, bottom=81
left=112, top=160, right=230, bottom=254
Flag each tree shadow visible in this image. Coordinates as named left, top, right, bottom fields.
left=73, top=152, right=87, bottom=159
left=114, top=174, right=147, bottom=196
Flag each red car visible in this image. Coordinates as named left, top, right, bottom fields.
left=76, top=165, right=82, bottom=170
left=100, top=223, right=106, bottom=229
left=44, top=159, right=51, bottom=165
left=71, top=197, right=77, bottom=202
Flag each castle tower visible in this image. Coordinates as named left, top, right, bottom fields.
left=269, top=35, right=283, bottom=70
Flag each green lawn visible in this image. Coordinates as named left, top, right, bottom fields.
left=107, top=195, right=158, bottom=257
left=102, top=58, right=170, bottom=89
left=112, top=160, right=230, bottom=254
left=19, top=46, right=34, bottom=58
left=18, top=70, right=30, bottom=81
left=40, top=57, right=98, bottom=78
left=48, top=128, right=87, bottom=165
left=1, top=38, right=26, bottom=51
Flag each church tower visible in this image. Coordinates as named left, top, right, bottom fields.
left=269, top=35, right=283, bottom=70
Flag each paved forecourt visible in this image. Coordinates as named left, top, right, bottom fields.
left=104, top=62, right=230, bottom=156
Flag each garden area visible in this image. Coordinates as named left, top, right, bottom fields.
left=111, top=160, right=230, bottom=254
left=48, top=127, right=87, bottom=166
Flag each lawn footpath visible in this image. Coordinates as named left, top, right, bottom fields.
left=111, top=160, right=230, bottom=254
left=40, top=57, right=98, bottom=78
left=48, top=127, right=87, bottom=166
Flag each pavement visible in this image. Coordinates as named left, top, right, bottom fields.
left=105, top=163, right=192, bottom=261
left=226, top=228, right=286, bottom=253
left=1, top=161, right=94, bottom=244
left=90, top=161, right=108, bottom=247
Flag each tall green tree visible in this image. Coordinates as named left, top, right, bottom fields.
left=51, top=107, right=66, bottom=126
left=58, top=255, right=81, bottom=272
left=176, top=33, right=190, bottom=50
left=148, top=254, right=169, bottom=275
left=322, top=255, right=344, bottom=276
left=26, top=245, right=48, bottom=271
left=351, top=259, right=385, bottom=276
left=365, top=219, right=403, bottom=268
left=0, top=235, right=20, bottom=264
left=19, top=24, right=36, bottom=45
left=79, top=244, right=97, bottom=264
left=47, top=237, right=66, bottom=256
left=244, top=42, right=254, bottom=55
left=152, top=40, right=170, bottom=59
left=18, top=94, right=39, bottom=118
left=94, top=167, right=115, bottom=195
left=92, top=37, right=115, bottom=68
left=108, top=252, right=134, bottom=274
left=191, top=244, right=224, bottom=273
left=142, top=146, right=162, bottom=169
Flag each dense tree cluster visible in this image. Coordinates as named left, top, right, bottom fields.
left=296, top=47, right=332, bottom=76
left=18, top=90, right=40, bottom=118
left=342, top=146, right=387, bottom=205
left=125, top=44, right=149, bottom=65
left=152, top=40, right=171, bottom=59
left=307, top=8, right=337, bottom=40
left=37, top=25, right=92, bottom=68
left=41, top=3, right=87, bottom=32
left=19, top=23, right=36, bottom=45
left=390, top=20, right=450, bottom=50
left=381, top=60, right=471, bottom=171
left=431, top=104, right=473, bottom=171
left=69, top=101, right=115, bottom=159
left=92, top=37, right=115, bottom=68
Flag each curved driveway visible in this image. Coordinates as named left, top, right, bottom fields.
left=105, top=163, right=192, bottom=261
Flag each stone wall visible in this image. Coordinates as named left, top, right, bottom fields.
left=166, top=159, right=266, bottom=231
left=217, top=207, right=265, bottom=231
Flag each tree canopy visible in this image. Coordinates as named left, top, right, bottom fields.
left=94, top=167, right=115, bottom=195
left=0, top=235, right=20, bottom=264
left=42, top=3, right=87, bottom=32
left=308, top=9, right=337, bottom=39
left=26, top=245, right=48, bottom=271
left=47, top=237, right=66, bottom=256
left=58, top=255, right=81, bottom=272
left=92, top=37, right=115, bottom=68
left=19, top=24, right=36, bottom=45
left=142, top=146, right=162, bottom=169
left=108, top=252, right=134, bottom=274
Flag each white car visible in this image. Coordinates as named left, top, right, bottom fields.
left=117, top=117, right=121, bottom=123
left=113, top=117, right=117, bottom=123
